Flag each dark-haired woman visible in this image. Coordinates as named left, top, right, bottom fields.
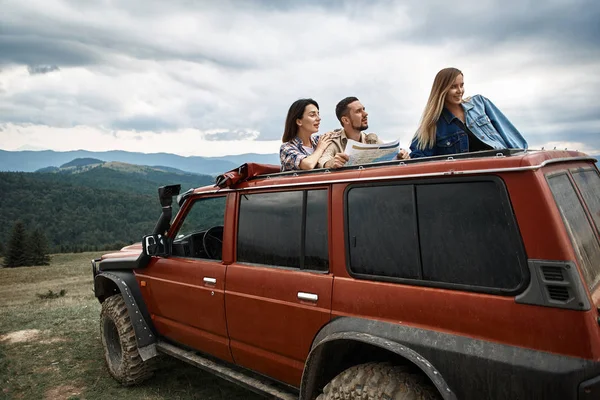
left=280, top=98, right=335, bottom=171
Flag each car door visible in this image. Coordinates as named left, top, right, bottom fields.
left=225, top=188, right=332, bottom=386
left=136, top=194, right=233, bottom=362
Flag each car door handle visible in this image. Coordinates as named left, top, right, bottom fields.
left=203, top=277, right=217, bottom=284
left=297, top=292, right=318, bottom=302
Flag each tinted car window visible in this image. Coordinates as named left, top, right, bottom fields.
left=548, top=173, right=600, bottom=290
left=417, top=181, right=525, bottom=289
left=571, top=169, right=600, bottom=233
left=345, top=179, right=526, bottom=292
left=237, top=191, right=302, bottom=268
left=347, top=185, right=421, bottom=279
left=237, top=190, right=329, bottom=270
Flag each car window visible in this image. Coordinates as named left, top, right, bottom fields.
left=345, top=179, right=527, bottom=293
left=176, top=197, right=226, bottom=238
left=237, top=191, right=302, bottom=268
left=571, top=169, right=600, bottom=233
left=347, top=185, right=420, bottom=279
left=548, top=173, right=600, bottom=290
left=417, top=181, right=525, bottom=289
left=171, top=196, right=226, bottom=260
left=237, top=190, right=328, bottom=271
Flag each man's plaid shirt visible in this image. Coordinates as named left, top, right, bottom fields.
left=279, top=134, right=321, bottom=171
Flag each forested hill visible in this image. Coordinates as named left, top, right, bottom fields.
left=33, top=159, right=214, bottom=196
left=0, top=160, right=214, bottom=253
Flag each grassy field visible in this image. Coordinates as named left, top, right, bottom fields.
left=0, top=252, right=263, bottom=400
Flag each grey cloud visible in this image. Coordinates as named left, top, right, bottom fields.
left=0, top=90, right=120, bottom=126
left=204, top=129, right=258, bottom=141
left=184, top=104, right=219, bottom=128
left=0, top=107, right=45, bottom=125
left=534, top=108, right=600, bottom=127
left=111, top=116, right=178, bottom=132
left=70, top=0, right=349, bottom=16
left=0, top=35, right=103, bottom=67
left=27, top=64, right=60, bottom=74
left=401, top=0, right=600, bottom=55
left=238, top=0, right=348, bottom=12
left=255, top=118, right=285, bottom=141
left=0, top=5, right=259, bottom=70
left=2, top=0, right=597, bottom=73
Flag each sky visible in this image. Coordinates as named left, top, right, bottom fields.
left=1, top=0, right=599, bottom=157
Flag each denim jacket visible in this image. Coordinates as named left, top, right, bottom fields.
left=409, top=95, right=528, bottom=158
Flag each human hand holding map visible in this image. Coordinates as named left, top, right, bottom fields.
left=345, top=139, right=400, bottom=166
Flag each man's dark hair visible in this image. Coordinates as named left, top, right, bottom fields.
left=335, top=96, right=359, bottom=124
left=282, top=98, right=319, bottom=143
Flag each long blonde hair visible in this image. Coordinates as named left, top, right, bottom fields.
left=414, top=68, right=463, bottom=150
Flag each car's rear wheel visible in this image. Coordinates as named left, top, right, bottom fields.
left=316, top=362, right=440, bottom=400
left=100, top=294, right=154, bottom=385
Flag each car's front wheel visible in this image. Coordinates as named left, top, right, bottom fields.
left=100, top=294, right=154, bottom=385
left=316, top=362, right=440, bottom=400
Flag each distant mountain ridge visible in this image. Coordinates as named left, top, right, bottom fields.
left=60, top=158, right=104, bottom=168
left=40, top=158, right=199, bottom=177
left=31, top=159, right=214, bottom=195
left=0, top=149, right=280, bottom=175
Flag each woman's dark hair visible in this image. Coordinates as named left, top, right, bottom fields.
left=282, top=98, right=319, bottom=143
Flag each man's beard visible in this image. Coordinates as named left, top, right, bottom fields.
left=353, top=122, right=368, bottom=131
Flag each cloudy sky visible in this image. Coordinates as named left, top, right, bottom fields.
left=1, top=0, right=599, bottom=157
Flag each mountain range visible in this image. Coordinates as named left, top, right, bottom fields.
left=0, top=149, right=280, bottom=176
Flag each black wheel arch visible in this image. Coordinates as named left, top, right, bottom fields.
left=300, top=317, right=455, bottom=400
left=94, top=271, right=158, bottom=361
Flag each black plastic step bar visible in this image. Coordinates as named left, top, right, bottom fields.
left=156, top=341, right=298, bottom=400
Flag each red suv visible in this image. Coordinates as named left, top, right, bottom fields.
left=92, top=149, right=600, bottom=399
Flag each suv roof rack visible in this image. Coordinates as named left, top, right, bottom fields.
left=259, top=148, right=527, bottom=180
left=213, top=149, right=536, bottom=190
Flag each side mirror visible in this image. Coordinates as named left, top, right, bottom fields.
left=142, top=234, right=171, bottom=257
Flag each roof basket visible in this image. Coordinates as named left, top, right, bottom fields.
left=215, top=163, right=280, bottom=189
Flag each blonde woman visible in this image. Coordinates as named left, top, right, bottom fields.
left=409, top=67, right=527, bottom=158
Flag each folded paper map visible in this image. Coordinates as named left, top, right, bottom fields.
left=345, top=139, right=400, bottom=166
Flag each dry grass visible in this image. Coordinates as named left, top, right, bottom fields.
left=0, top=252, right=262, bottom=400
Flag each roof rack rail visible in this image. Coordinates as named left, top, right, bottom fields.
left=257, top=148, right=527, bottom=180
left=211, top=149, right=531, bottom=189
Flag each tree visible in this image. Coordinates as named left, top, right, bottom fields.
left=29, top=228, right=51, bottom=266
left=5, top=221, right=29, bottom=267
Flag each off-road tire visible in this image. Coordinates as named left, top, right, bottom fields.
left=316, top=362, right=441, bottom=400
left=100, top=294, right=154, bottom=385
